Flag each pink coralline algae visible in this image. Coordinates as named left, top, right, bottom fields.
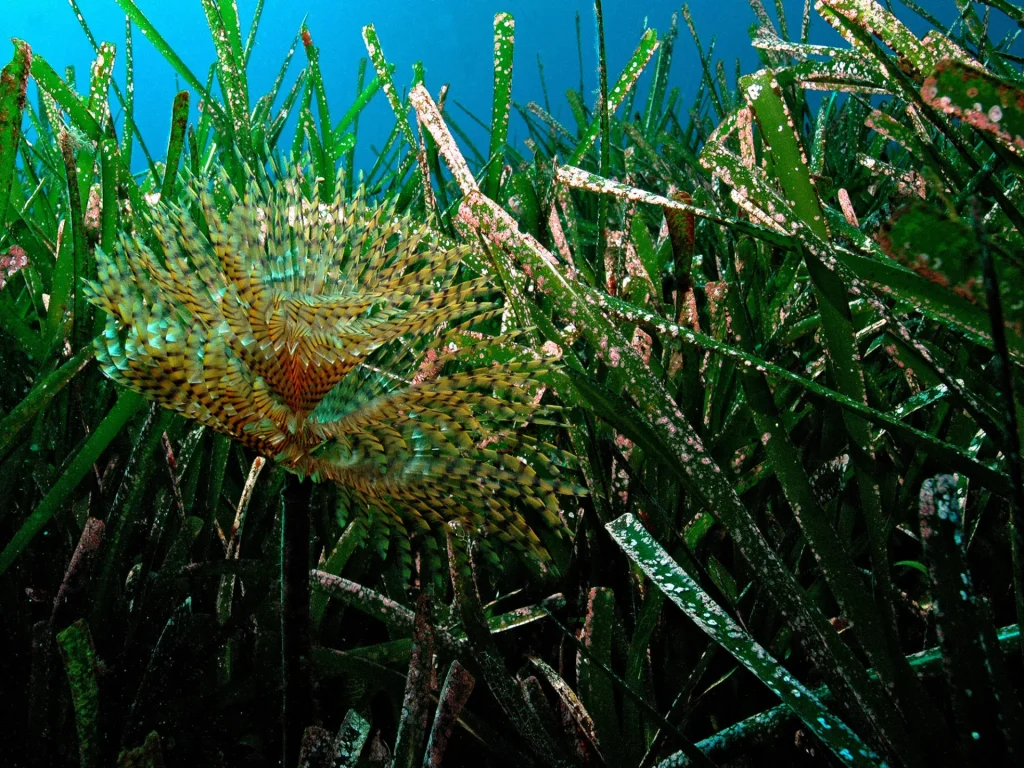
left=0, top=245, right=28, bottom=291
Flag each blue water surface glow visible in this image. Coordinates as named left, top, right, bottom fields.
left=3, top=1, right=1016, bottom=174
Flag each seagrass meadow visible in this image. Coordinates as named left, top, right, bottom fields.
left=4, top=0, right=1024, bottom=765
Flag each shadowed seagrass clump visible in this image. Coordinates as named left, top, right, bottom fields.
left=83, top=169, right=580, bottom=570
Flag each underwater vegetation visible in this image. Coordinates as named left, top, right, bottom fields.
left=3, top=0, right=1024, bottom=766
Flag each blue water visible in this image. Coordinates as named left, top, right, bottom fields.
left=2, top=1, right=1012, bottom=174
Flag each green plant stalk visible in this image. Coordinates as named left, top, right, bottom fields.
left=560, top=158, right=1024, bottom=365
left=976, top=212, right=1024, bottom=663
left=44, top=132, right=84, bottom=346
left=160, top=91, right=189, bottom=201
left=311, top=574, right=407, bottom=635
left=567, top=28, right=659, bottom=167
left=196, top=62, right=219, bottom=159
left=681, top=6, right=724, bottom=118
left=466, top=186, right=900, bottom=746
left=703, top=121, right=1011, bottom=443
left=0, top=291, right=44, bottom=361
left=0, top=39, right=31, bottom=230
left=362, top=24, right=416, bottom=149
left=216, top=0, right=246, bottom=78
left=413, top=84, right=923, bottom=742
left=978, top=0, right=1024, bottom=23
left=0, top=389, right=146, bottom=575
left=642, top=11, right=677, bottom=140
left=249, top=29, right=299, bottom=151
left=593, top=276, right=1009, bottom=489
left=267, top=68, right=307, bottom=154
left=820, top=0, right=1024, bottom=237
left=122, top=17, right=134, bottom=171
left=334, top=709, right=372, bottom=767
left=660, top=623, right=1023, bottom=767
left=391, top=595, right=434, bottom=768
left=446, top=527, right=567, bottom=766
left=113, top=0, right=226, bottom=129
left=216, top=456, right=264, bottom=634
left=593, top=0, right=611, bottom=289
left=0, top=341, right=94, bottom=461
left=314, top=571, right=563, bottom=654
left=723, top=254, right=908, bottom=704
left=68, top=0, right=159, bottom=181
left=242, top=0, right=265, bottom=67
left=31, top=52, right=148, bottom=230
left=309, top=519, right=366, bottom=634
left=577, top=587, right=623, bottom=765
left=58, top=129, right=91, bottom=354
left=343, top=58, right=366, bottom=195
left=485, top=12, right=514, bottom=201
left=920, top=476, right=1024, bottom=761
left=829, top=238, right=1024, bottom=363
left=200, top=0, right=251, bottom=157
left=574, top=11, right=585, bottom=97
left=332, top=63, right=377, bottom=140
left=56, top=620, right=101, bottom=768
left=202, top=432, right=230, bottom=549
left=301, top=25, right=334, bottom=194
left=737, top=50, right=1015, bottom=758
left=424, top=661, right=476, bottom=766
left=301, top=106, right=330, bottom=193
left=98, top=137, right=118, bottom=255
left=78, top=41, right=115, bottom=211
left=282, top=490, right=312, bottom=767
left=608, top=513, right=883, bottom=768
left=552, top=163, right=1009, bottom=494
left=423, top=124, right=453, bottom=233
left=527, top=655, right=602, bottom=756
left=288, top=69, right=314, bottom=162
left=443, top=108, right=487, bottom=167
left=622, top=587, right=663, bottom=759
left=91, top=406, right=177, bottom=626
left=739, top=70, right=951, bottom=763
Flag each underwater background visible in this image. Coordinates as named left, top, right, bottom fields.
left=5, top=0, right=1024, bottom=766
left=7, top=0, right=850, bottom=170
left=7, top=1, right=1011, bottom=170
left=9, top=1, right=1011, bottom=173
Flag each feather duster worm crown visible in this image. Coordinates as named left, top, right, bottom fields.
left=83, top=170, right=580, bottom=570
